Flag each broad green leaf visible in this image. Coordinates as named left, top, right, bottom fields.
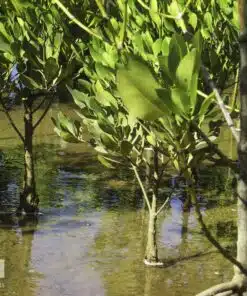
left=98, top=117, right=115, bottom=135
left=101, top=133, right=118, bottom=150
left=150, top=0, right=158, bottom=12
left=54, top=127, right=79, bottom=143
left=20, top=74, right=43, bottom=89
left=0, top=23, right=12, bottom=42
left=120, top=140, right=133, bottom=156
left=158, top=57, right=173, bottom=86
left=198, top=96, right=214, bottom=117
left=117, top=55, right=167, bottom=121
left=152, top=39, right=162, bottom=56
left=96, top=90, right=118, bottom=108
left=44, top=57, right=59, bottom=84
left=176, top=49, right=197, bottom=91
left=171, top=87, right=189, bottom=114
left=146, top=133, right=156, bottom=146
left=190, top=72, right=199, bottom=111
left=95, top=63, right=113, bottom=80
left=57, top=112, right=79, bottom=138
left=98, top=155, right=115, bottom=168
left=189, top=12, right=197, bottom=30
left=68, top=87, right=88, bottom=108
left=168, top=34, right=187, bottom=77
left=161, top=38, right=170, bottom=56
left=204, top=12, right=213, bottom=31
left=0, top=35, right=11, bottom=53
left=168, top=0, right=180, bottom=17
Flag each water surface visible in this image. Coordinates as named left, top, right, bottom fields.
left=0, top=105, right=236, bottom=296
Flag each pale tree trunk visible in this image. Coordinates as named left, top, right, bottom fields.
left=18, top=102, right=39, bottom=214
left=197, top=1, right=247, bottom=295
left=233, top=0, right=247, bottom=292
left=145, top=193, right=158, bottom=263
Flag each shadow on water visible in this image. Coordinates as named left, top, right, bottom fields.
left=0, top=107, right=238, bottom=296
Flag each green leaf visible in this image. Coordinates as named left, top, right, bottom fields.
left=57, top=112, right=79, bottom=138
left=189, top=12, right=197, bottom=30
left=120, top=140, right=133, bottom=156
left=0, top=23, right=12, bottom=42
left=168, top=34, right=187, bottom=78
left=161, top=38, right=170, bottom=56
left=176, top=49, right=197, bottom=91
left=117, top=55, right=166, bottom=121
left=0, top=35, right=11, bottom=53
left=96, top=90, right=118, bottom=108
left=20, top=74, right=43, bottom=89
left=146, top=133, right=156, bottom=146
left=44, top=57, right=59, bottom=84
left=98, top=155, right=115, bottom=168
left=171, top=87, right=189, bottom=114
left=152, top=39, right=162, bottom=56
left=101, top=133, right=118, bottom=150
left=98, top=117, right=115, bottom=135
left=95, top=63, right=114, bottom=80
left=204, top=12, right=213, bottom=31
left=68, top=87, right=88, bottom=108
left=54, top=127, right=79, bottom=143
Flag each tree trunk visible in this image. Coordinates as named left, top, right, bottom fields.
left=18, top=104, right=39, bottom=214
left=145, top=193, right=158, bottom=264
left=233, top=2, right=247, bottom=293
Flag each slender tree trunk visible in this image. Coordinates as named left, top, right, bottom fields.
left=18, top=103, right=39, bottom=214
left=145, top=192, right=158, bottom=263
left=233, top=2, right=247, bottom=293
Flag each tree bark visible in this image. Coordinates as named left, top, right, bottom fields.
left=17, top=102, right=39, bottom=214
left=198, top=1, right=247, bottom=294
left=145, top=193, right=158, bottom=263
left=234, top=2, right=247, bottom=293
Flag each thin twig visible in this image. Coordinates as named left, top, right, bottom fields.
left=230, top=68, right=239, bottom=110
left=33, top=96, right=54, bottom=130
left=156, top=193, right=171, bottom=216
left=32, top=97, right=47, bottom=114
left=132, top=163, right=151, bottom=212
left=53, top=0, right=103, bottom=40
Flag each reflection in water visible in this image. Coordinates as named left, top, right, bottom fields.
left=0, top=106, right=237, bottom=295
left=0, top=214, right=38, bottom=296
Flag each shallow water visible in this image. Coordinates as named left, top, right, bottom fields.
left=0, top=104, right=236, bottom=296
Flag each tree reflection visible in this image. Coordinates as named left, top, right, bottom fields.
left=0, top=213, right=38, bottom=296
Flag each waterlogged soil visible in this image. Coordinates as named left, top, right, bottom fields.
left=0, top=104, right=237, bottom=296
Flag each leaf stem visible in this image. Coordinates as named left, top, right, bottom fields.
left=53, top=0, right=103, bottom=40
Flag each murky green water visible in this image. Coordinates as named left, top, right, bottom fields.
left=0, top=105, right=237, bottom=295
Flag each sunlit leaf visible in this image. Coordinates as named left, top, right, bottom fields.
left=117, top=55, right=167, bottom=121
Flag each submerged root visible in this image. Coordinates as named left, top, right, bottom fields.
left=143, top=259, right=164, bottom=267
left=196, top=277, right=247, bottom=296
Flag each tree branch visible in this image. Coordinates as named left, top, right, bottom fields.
left=132, top=164, right=151, bottom=212
left=201, top=66, right=239, bottom=143
left=191, top=122, right=237, bottom=172
left=32, top=97, right=47, bottom=114
left=95, top=0, right=108, bottom=19
left=33, top=96, right=54, bottom=130
left=0, top=96, right=24, bottom=142
left=155, top=193, right=171, bottom=216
